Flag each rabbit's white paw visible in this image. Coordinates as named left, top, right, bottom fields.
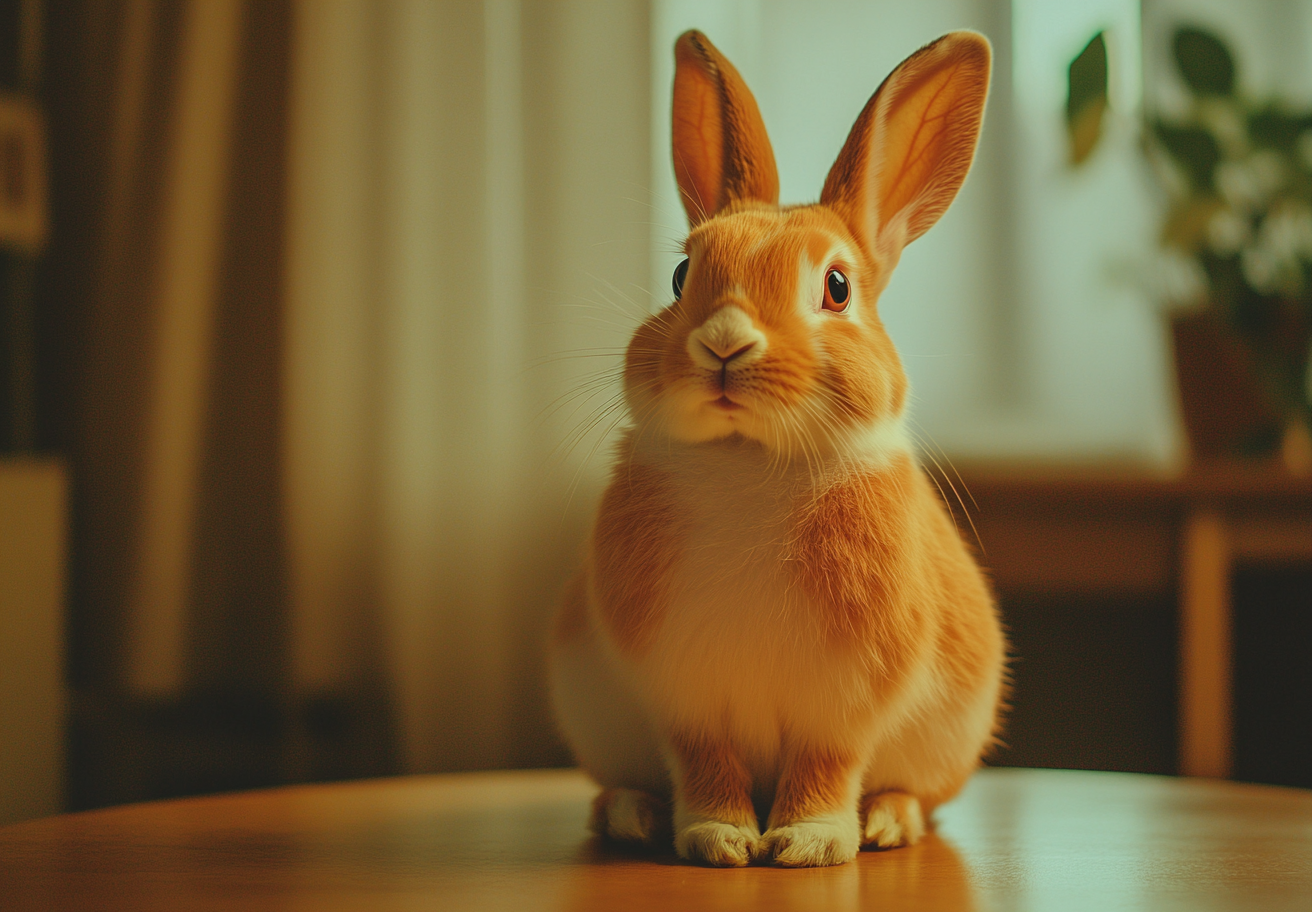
left=861, top=791, right=925, bottom=848
left=675, top=820, right=760, bottom=867
left=761, top=817, right=860, bottom=867
left=589, top=788, right=668, bottom=844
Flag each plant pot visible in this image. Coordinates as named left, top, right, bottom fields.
left=1170, top=310, right=1284, bottom=459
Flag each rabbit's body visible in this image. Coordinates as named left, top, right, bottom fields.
left=552, top=429, right=1001, bottom=793
left=550, top=31, right=1005, bottom=868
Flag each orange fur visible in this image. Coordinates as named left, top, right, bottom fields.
left=909, top=771, right=976, bottom=818
left=551, top=571, right=589, bottom=644
left=669, top=731, right=757, bottom=828
left=822, top=33, right=990, bottom=257
left=788, top=457, right=929, bottom=657
left=550, top=29, right=1002, bottom=868
left=771, top=745, right=859, bottom=823
left=623, top=204, right=894, bottom=446
left=592, top=458, right=680, bottom=655
left=819, top=314, right=907, bottom=422
left=672, top=33, right=779, bottom=223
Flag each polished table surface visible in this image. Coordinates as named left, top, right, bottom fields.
left=3, top=768, right=1311, bottom=911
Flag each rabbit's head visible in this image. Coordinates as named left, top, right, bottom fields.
left=625, top=30, right=990, bottom=461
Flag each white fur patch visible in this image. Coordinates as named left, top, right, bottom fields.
left=795, top=238, right=865, bottom=324
left=837, top=411, right=914, bottom=469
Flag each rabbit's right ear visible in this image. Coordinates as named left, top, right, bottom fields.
left=822, top=32, right=990, bottom=271
left=672, top=31, right=779, bottom=227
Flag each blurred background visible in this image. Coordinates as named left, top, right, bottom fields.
left=1, top=0, right=1310, bottom=824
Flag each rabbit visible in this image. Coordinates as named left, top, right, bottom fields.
left=548, top=29, right=1005, bottom=868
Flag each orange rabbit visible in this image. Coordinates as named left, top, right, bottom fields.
left=549, top=29, right=1005, bottom=868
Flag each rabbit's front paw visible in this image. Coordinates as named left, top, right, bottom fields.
left=860, top=791, right=925, bottom=848
left=760, top=818, right=860, bottom=867
left=588, top=788, right=669, bottom=845
left=674, top=820, right=760, bottom=867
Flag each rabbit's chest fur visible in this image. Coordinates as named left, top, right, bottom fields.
left=612, top=438, right=918, bottom=775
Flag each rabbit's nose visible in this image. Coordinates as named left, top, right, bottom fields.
left=687, top=305, right=767, bottom=371
left=700, top=340, right=755, bottom=363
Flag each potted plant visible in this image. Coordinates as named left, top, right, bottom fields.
left=1144, top=26, right=1312, bottom=472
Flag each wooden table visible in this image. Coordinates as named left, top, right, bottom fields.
left=946, top=460, right=1312, bottom=779
left=3, top=768, right=1311, bottom=910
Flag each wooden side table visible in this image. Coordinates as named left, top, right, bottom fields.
left=947, top=460, right=1312, bottom=780
left=1180, top=497, right=1312, bottom=777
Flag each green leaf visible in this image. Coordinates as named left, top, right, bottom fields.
left=1067, top=32, right=1108, bottom=120
left=1153, top=120, right=1221, bottom=190
left=1249, top=106, right=1302, bottom=150
left=1067, top=32, right=1108, bottom=164
left=1173, top=26, right=1235, bottom=96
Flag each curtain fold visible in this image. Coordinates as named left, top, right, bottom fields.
left=125, top=0, right=245, bottom=697
left=46, top=0, right=654, bottom=805
left=45, top=0, right=296, bottom=807
left=286, top=0, right=652, bottom=772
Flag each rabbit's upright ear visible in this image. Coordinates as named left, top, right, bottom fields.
left=672, top=31, right=779, bottom=226
left=822, top=32, right=990, bottom=268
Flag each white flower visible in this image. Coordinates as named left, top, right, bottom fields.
left=1241, top=243, right=1279, bottom=292
left=1216, top=161, right=1263, bottom=209
left=1208, top=207, right=1250, bottom=254
left=1148, top=144, right=1192, bottom=201
left=1216, top=151, right=1286, bottom=211
left=1262, top=203, right=1312, bottom=262
left=1154, top=250, right=1208, bottom=307
left=1240, top=207, right=1307, bottom=293
left=1249, top=149, right=1286, bottom=194
left=1197, top=98, right=1248, bottom=158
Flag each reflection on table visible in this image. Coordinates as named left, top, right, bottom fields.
left=3, top=767, right=1311, bottom=911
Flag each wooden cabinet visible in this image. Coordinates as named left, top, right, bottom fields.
left=945, top=461, right=1312, bottom=779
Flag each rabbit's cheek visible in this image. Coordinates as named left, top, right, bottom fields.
left=623, top=317, right=677, bottom=407
left=818, top=322, right=905, bottom=425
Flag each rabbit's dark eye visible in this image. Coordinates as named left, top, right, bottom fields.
left=823, top=268, right=850, bottom=312
left=672, top=257, right=690, bottom=300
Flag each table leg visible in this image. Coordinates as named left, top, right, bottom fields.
left=1179, top=509, right=1232, bottom=778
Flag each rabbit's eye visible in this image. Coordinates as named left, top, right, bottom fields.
left=672, top=257, right=690, bottom=300
left=823, top=268, right=851, bottom=312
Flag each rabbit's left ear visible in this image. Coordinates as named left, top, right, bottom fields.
left=672, top=31, right=779, bottom=226
left=822, top=32, right=990, bottom=268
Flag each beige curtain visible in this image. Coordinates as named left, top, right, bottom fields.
left=50, top=0, right=653, bottom=802
left=284, top=0, right=653, bottom=772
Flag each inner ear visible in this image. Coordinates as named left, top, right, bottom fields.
left=821, top=31, right=991, bottom=262
left=672, top=31, right=779, bottom=226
